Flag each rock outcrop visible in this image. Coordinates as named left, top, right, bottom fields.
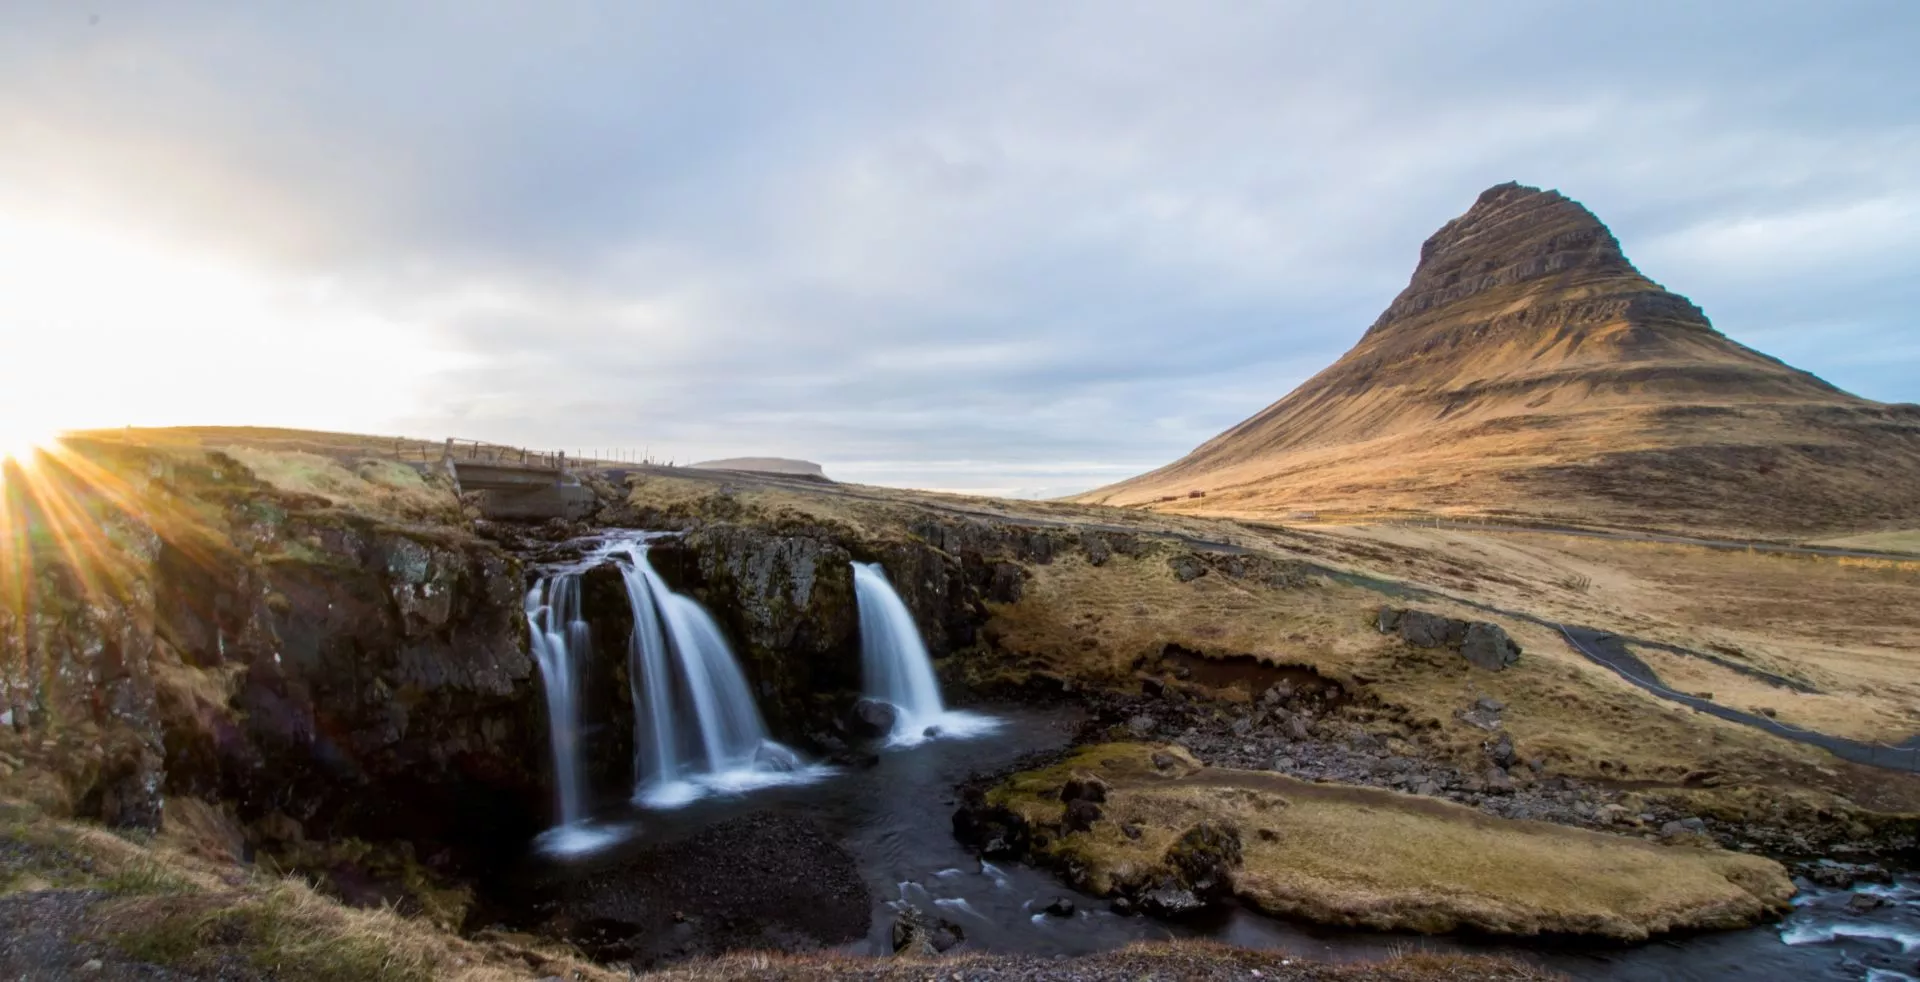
left=1078, top=182, right=1920, bottom=534
left=1, top=441, right=548, bottom=860
left=1376, top=607, right=1520, bottom=671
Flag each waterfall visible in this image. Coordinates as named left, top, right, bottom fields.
left=525, top=533, right=831, bottom=853
left=607, top=536, right=825, bottom=808
left=853, top=562, right=946, bottom=722
left=525, top=572, right=617, bottom=855
left=853, top=561, right=999, bottom=746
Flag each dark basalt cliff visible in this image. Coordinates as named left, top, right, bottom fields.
left=0, top=441, right=1082, bottom=859
left=1, top=442, right=549, bottom=862
left=639, top=514, right=1075, bottom=735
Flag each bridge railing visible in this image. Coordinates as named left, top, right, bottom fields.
left=434, top=438, right=565, bottom=471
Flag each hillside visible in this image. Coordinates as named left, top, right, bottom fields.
left=1078, top=183, right=1920, bottom=535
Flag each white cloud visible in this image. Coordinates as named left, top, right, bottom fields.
left=1, top=0, right=1915, bottom=492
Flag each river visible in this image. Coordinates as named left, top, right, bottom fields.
left=499, top=705, right=1919, bottom=980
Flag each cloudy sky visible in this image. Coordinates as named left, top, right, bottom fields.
left=2, top=2, right=1914, bottom=495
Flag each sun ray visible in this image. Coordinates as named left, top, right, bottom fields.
left=0, top=436, right=230, bottom=632
left=16, top=462, right=124, bottom=605
left=0, top=470, right=33, bottom=672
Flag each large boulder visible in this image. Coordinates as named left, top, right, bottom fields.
left=1139, top=881, right=1208, bottom=918
left=891, top=903, right=965, bottom=955
left=1064, top=798, right=1103, bottom=833
left=1168, top=555, right=1209, bottom=582
left=952, top=786, right=1032, bottom=859
left=1377, top=607, right=1521, bottom=672
left=1080, top=532, right=1113, bottom=566
left=1396, top=610, right=1469, bottom=648
left=1461, top=622, right=1522, bottom=670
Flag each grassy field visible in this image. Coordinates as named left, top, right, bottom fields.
left=0, top=798, right=617, bottom=982
left=612, top=457, right=1920, bottom=813
left=989, top=745, right=1791, bottom=939
left=1297, top=524, right=1920, bottom=747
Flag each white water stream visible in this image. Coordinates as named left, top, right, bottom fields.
left=853, top=561, right=998, bottom=746
left=526, top=534, right=829, bottom=854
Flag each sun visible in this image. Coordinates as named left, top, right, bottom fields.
left=0, top=418, right=59, bottom=470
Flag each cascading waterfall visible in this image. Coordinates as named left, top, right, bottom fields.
left=525, top=570, right=618, bottom=855
left=526, top=534, right=829, bottom=854
left=608, top=537, right=817, bottom=807
left=853, top=561, right=998, bottom=746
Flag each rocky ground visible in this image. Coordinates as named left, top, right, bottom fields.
left=505, top=813, right=870, bottom=968
left=0, top=889, right=214, bottom=981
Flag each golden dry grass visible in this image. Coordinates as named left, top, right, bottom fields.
left=623, top=471, right=923, bottom=542
left=0, top=800, right=617, bottom=981
left=1074, top=402, right=1914, bottom=539
left=992, top=745, right=1792, bottom=940
left=224, top=448, right=462, bottom=524
left=983, top=543, right=1861, bottom=789
left=158, top=796, right=248, bottom=866
left=71, top=425, right=445, bottom=461
left=985, top=549, right=1372, bottom=687
left=1629, top=643, right=1920, bottom=744
left=1300, top=524, right=1920, bottom=747
left=1810, top=529, right=1920, bottom=553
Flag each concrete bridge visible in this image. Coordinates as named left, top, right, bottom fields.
left=440, top=439, right=595, bottom=520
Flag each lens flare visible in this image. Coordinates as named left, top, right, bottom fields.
left=0, top=421, right=58, bottom=473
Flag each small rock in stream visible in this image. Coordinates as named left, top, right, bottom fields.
left=1140, top=883, right=1206, bottom=918
left=850, top=698, right=899, bottom=738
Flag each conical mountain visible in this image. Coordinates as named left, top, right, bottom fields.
left=1079, top=183, right=1920, bottom=535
